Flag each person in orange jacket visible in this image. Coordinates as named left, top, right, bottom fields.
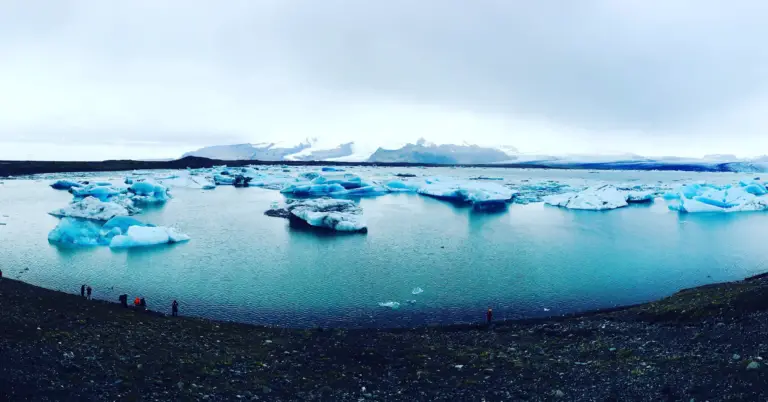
left=134, top=297, right=141, bottom=308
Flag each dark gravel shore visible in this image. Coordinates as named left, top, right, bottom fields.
left=2, top=276, right=768, bottom=402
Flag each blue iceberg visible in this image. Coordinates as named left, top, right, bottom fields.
left=128, top=181, right=170, bottom=203
left=48, top=218, right=104, bottom=246
left=50, top=180, right=83, bottom=190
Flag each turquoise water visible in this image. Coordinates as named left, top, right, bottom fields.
left=1, top=169, right=768, bottom=328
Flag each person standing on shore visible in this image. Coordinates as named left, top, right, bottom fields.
left=80, top=284, right=85, bottom=297
left=86, top=286, right=92, bottom=300
left=486, top=308, right=493, bottom=328
left=0, top=269, right=3, bottom=279
left=171, top=300, right=179, bottom=317
left=140, top=297, right=146, bottom=311
left=134, top=296, right=140, bottom=308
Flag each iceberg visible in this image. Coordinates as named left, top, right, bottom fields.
left=626, top=190, right=656, bottom=203
left=49, top=197, right=135, bottom=221
left=544, top=185, right=629, bottom=210
left=417, top=179, right=516, bottom=210
left=50, top=180, right=83, bottom=190
left=378, top=301, right=401, bottom=309
left=668, top=184, right=768, bottom=213
left=412, top=287, right=424, bottom=295
left=128, top=181, right=170, bottom=203
left=157, top=174, right=215, bottom=190
left=384, top=180, right=419, bottom=192
left=109, top=226, right=190, bottom=249
left=70, top=184, right=124, bottom=201
left=267, top=198, right=367, bottom=233
left=48, top=218, right=104, bottom=246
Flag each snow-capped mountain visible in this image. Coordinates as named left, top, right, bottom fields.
left=183, top=138, right=520, bottom=164
left=181, top=140, right=768, bottom=172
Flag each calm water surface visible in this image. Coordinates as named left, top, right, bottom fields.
left=1, top=169, right=766, bottom=328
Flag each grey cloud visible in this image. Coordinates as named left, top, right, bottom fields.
left=1, top=0, right=768, bottom=157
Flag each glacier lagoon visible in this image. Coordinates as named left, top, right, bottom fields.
left=2, top=168, right=768, bottom=328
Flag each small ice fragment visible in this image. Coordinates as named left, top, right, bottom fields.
left=411, top=287, right=424, bottom=295
left=406, top=300, right=416, bottom=304
left=544, top=308, right=551, bottom=312
left=378, top=301, right=401, bottom=309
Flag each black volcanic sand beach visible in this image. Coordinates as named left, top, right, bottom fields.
left=2, top=275, right=768, bottom=401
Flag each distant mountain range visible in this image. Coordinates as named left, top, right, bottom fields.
left=182, top=139, right=768, bottom=172
left=183, top=138, right=519, bottom=165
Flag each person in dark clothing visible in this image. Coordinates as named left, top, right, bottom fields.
left=86, top=286, right=92, bottom=300
left=119, top=294, right=128, bottom=308
left=171, top=300, right=179, bottom=317
left=486, top=308, right=493, bottom=327
left=0, top=269, right=3, bottom=279
left=140, top=297, right=146, bottom=311
left=80, top=284, right=85, bottom=297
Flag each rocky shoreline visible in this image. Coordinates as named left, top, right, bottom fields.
left=2, top=276, right=768, bottom=401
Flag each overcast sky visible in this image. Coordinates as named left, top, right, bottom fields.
left=2, top=0, right=768, bottom=160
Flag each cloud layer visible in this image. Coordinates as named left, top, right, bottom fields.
left=2, top=0, right=768, bottom=159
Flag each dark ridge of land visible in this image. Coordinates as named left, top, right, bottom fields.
left=2, top=277, right=768, bottom=401
left=0, top=156, right=742, bottom=177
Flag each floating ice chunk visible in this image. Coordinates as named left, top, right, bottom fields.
left=281, top=183, right=348, bottom=196
left=102, top=216, right=154, bottom=234
left=311, top=172, right=365, bottom=189
left=70, top=184, right=124, bottom=201
left=626, top=191, right=655, bottom=203
left=129, top=181, right=170, bottom=203
left=384, top=180, right=418, bottom=192
left=412, top=287, right=424, bottom=295
left=158, top=174, right=215, bottom=190
left=48, top=218, right=104, bottom=246
left=50, top=180, right=82, bottom=190
left=109, top=226, right=190, bottom=249
left=668, top=184, right=768, bottom=213
left=418, top=179, right=515, bottom=210
left=544, top=185, right=629, bottom=210
left=378, top=301, right=401, bottom=309
left=321, top=167, right=345, bottom=172
left=267, top=198, right=367, bottom=232
left=49, top=197, right=134, bottom=221
left=406, top=300, right=417, bottom=304
left=335, top=185, right=390, bottom=197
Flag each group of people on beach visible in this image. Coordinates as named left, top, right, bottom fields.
left=85, top=285, right=179, bottom=317
left=79, top=284, right=92, bottom=300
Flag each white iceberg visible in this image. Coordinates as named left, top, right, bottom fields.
left=544, top=185, right=629, bottom=210
left=267, top=198, right=367, bottom=232
left=412, top=287, right=424, bottom=295
left=378, top=301, right=401, bottom=309
left=49, top=197, right=135, bottom=221
left=109, top=226, right=190, bottom=249
left=417, top=179, right=516, bottom=210
left=157, top=174, right=215, bottom=190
